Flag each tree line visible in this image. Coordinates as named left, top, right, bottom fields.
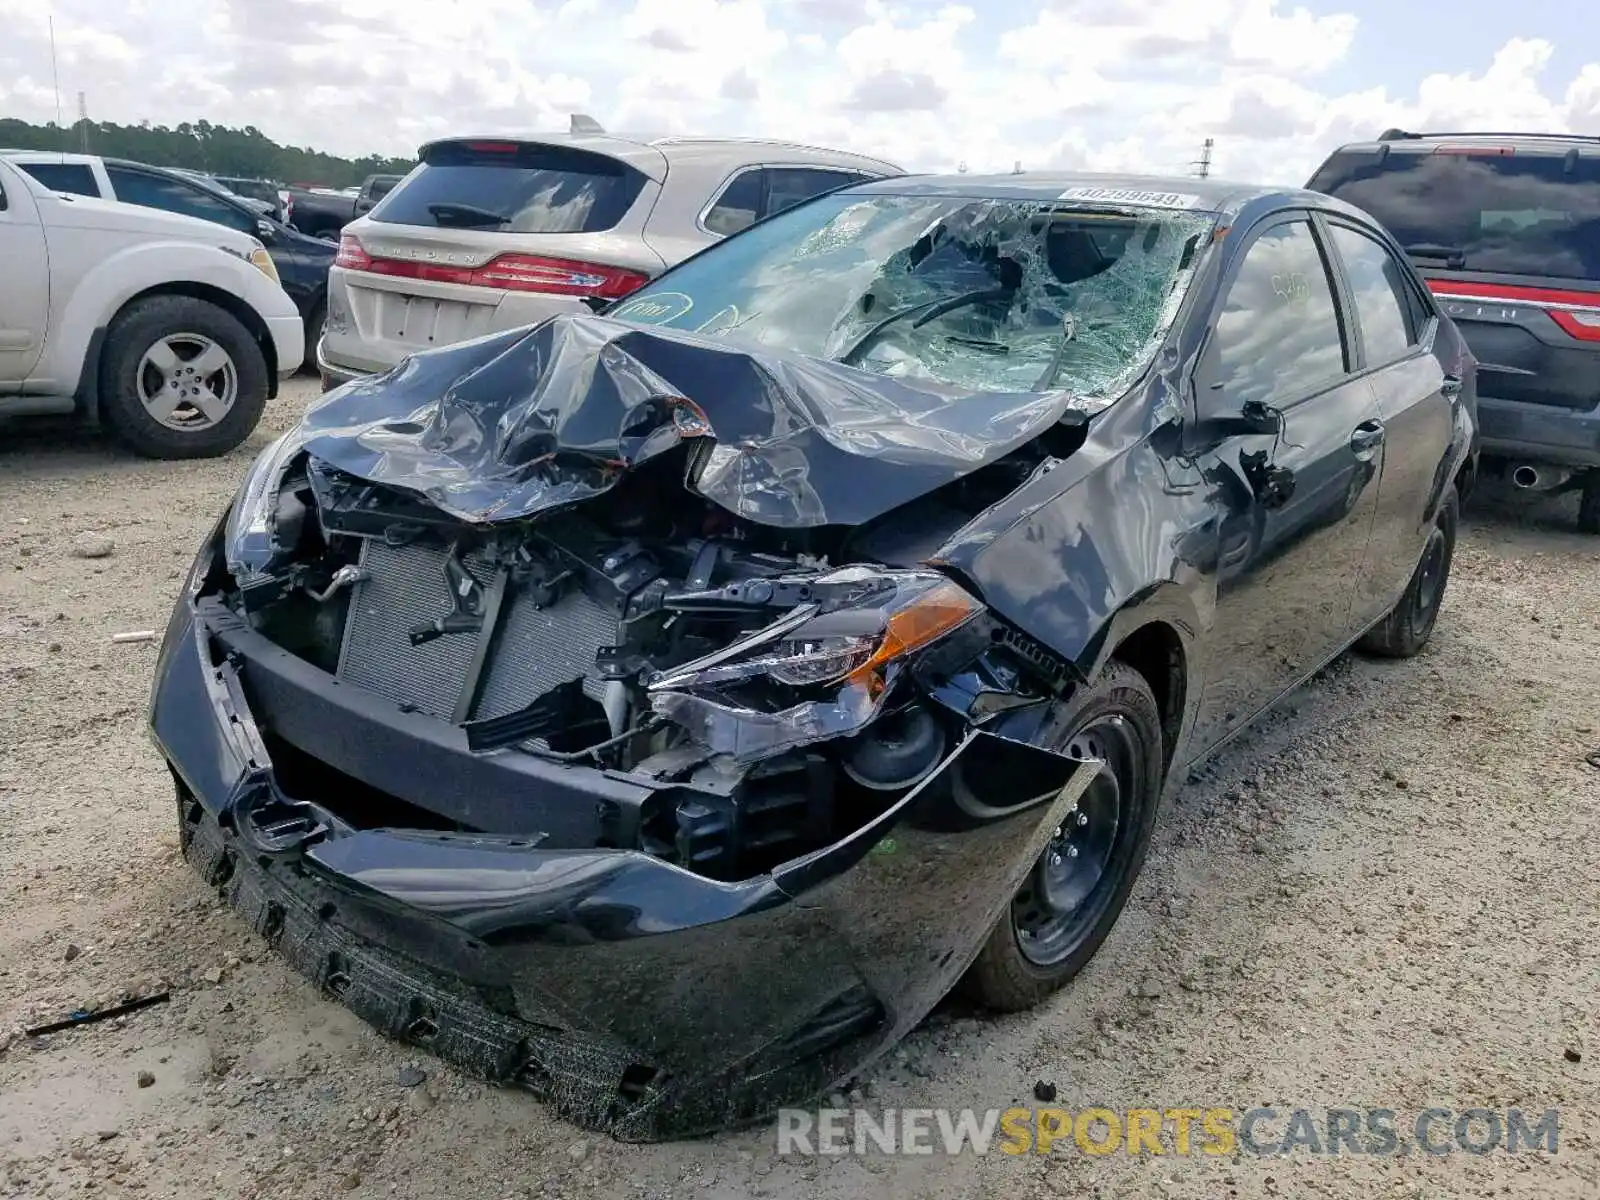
left=0, top=117, right=414, bottom=187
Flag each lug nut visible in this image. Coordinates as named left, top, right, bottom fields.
left=1076, top=812, right=1088, bottom=826
left=1067, top=846, right=1079, bottom=858
left=1049, top=852, right=1062, bottom=867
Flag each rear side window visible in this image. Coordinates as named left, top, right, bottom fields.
left=18, top=162, right=98, bottom=197
left=369, top=142, right=644, bottom=234
left=1204, top=219, right=1347, bottom=411
left=1309, top=148, right=1600, bottom=281
left=105, top=167, right=255, bottom=234
left=703, top=167, right=868, bottom=237
left=1329, top=224, right=1418, bottom=365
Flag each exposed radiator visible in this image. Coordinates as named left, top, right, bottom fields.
left=336, top=538, right=617, bottom=723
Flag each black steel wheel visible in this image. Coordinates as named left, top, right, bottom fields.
left=1357, top=484, right=1458, bottom=658
left=961, top=660, right=1165, bottom=1011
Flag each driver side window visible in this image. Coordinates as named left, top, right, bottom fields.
left=1201, top=219, right=1349, bottom=415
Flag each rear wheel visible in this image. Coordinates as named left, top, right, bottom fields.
left=99, top=296, right=268, bottom=459
left=961, top=660, right=1164, bottom=1012
left=1579, top=474, right=1600, bottom=535
left=1357, top=485, right=1458, bottom=658
left=301, top=301, right=326, bottom=375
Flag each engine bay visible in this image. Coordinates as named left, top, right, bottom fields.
left=210, top=439, right=1079, bottom=883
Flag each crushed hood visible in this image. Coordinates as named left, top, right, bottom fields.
left=297, top=313, right=1077, bottom=528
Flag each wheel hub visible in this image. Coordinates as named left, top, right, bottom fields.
left=137, top=333, right=238, bottom=431
left=1012, top=715, right=1133, bottom=967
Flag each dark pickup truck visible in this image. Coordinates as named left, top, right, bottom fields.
left=285, top=173, right=406, bottom=238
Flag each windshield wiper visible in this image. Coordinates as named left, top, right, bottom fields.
left=1403, top=242, right=1466, bottom=268
left=836, top=288, right=1011, bottom=366
left=427, top=202, right=509, bottom=228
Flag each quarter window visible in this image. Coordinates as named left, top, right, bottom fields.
left=18, top=162, right=99, bottom=197
left=703, top=167, right=871, bottom=237
left=703, top=170, right=764, bottom=236
left=1206, top=219, right=1347, bottom=411
left=1330, top=225, right=1418, bottom=365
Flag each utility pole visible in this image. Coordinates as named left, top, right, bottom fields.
left=77, top=92, right=90, bottom=152
left=1192, top=137, right=1213, bottom=179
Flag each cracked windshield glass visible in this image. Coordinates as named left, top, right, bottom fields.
left=609, top=193, right=1214, bottom=398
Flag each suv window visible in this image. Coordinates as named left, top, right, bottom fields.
left=105, top=167, right=255, bottom=233
left=1309, top=148, right=1600, bottom=281
left=765, top=167, right=863, bottom=218
left=704, top=170, right=763, bottom=236
left=1205, top=219, right=1347, bottom=411
left=369, top=142, right=644, bottom=234
left=1329, top=224, right=1418, bottom=365
left=704, top=167, right=868, bottom=237
left=17, top=161, right=98, bottom=197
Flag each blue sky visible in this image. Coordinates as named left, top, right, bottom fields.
left=3, top=0, right=1599, bottom=183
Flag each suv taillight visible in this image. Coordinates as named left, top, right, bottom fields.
left=335, top=234, right=372, bottom=270
left=332, top=244, right=649, bottom=300
left=473, top=254, right=650, bottom=298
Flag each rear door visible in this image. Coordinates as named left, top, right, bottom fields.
left=1320, top=217, right=1456, bottom=622
left=336, top=139, right=667, bottom=363
left=102, top=165, right=259, bottom=236
left=0, top=166, right=50, bottom=384
left=1189, top=214, right=1385, bottom=747
left=1308, top=146, right=1600, bottom=420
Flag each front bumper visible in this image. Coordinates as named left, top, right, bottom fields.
left=1478, top=395, right=1600, bottom=469
left=149, top=597, right=1093, bottom=1140
left=266, top=313, right=307, bottom=378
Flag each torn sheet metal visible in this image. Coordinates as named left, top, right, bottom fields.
left=294, top=313, right=1075, bottom=528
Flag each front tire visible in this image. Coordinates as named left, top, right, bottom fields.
left=961, top=660, right=1165, bottom=1012
left=99, top=295, right=268, bottom=459
left=1357, top=485, right=1458, bottom=658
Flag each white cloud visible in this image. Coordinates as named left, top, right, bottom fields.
left=0, top=0, right=1597, bottom=188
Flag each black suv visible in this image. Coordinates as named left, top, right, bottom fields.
left=1309, top=130, right=1600, bottom=532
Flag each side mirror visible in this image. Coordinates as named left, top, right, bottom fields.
left=1204, top=398, right=1283, bottom=438
left=256, top=218, right=277, bottom=244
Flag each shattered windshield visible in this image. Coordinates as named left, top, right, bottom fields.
left=610, top=192, right=1214, bottom=398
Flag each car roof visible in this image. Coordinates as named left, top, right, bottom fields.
left=0, top=149, right=99, bottom=163
left=1337, top=130, right=1600, bottom=156
left=414, top=132, right=902, bottom=182
left=843, top=171, right=1318, bottom=217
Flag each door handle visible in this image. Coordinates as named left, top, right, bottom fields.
left=1440, top=374, right=1464, bottom=398
left=1350, top=420, right=1386, bottom=458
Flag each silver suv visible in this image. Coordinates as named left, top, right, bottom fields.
left=317, top=130, right=902, bottom=387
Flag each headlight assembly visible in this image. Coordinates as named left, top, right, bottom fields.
left=648, top=572, right=983, bottom=761
left=224, top=428, right=309, bottom=586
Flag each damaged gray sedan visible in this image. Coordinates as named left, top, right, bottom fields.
left=150, top=173, right=1476, bottom=1138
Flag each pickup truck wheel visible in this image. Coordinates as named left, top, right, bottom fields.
left=960, top=660, right=1164, bottom=1012
left=100, top=296, right=268, bottom=459
left=1579, top=474, right=1600, bottom=535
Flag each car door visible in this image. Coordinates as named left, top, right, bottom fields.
left=103, top=165, right=258, bottom=237
left=0, top=169, right=50, bottom=384
left=1189, top=214, right=1386, bottom=748
left=1321, top=218, right=1456, bottom=623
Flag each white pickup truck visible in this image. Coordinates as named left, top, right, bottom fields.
left=0, top=157, right=304, bottom=458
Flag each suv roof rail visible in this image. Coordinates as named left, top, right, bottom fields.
left=1378, top=128, right=1600, bottom=145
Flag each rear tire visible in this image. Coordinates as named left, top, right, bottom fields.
left=301, top=301, right=326, bottom=376
left=99, top=295, right=268, bottom=459
left=1579, top=474, right=1600, bottom=535
left=1357, top=485, right=1458, bottom=658
left=960, top=660, right=1164, bottom=1012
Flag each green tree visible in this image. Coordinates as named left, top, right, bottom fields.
left=0, top=116, right=413, bottom=186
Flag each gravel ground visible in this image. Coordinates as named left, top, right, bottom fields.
left=2, top=378, right=1597, bottom=1200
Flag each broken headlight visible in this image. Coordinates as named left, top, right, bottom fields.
left=648, top=571, right=982, bottom=761
left=224, top=427, right=309, bottom=586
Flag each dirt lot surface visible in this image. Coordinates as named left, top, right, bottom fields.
left=2, top=377, right=1597, bottom=1200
